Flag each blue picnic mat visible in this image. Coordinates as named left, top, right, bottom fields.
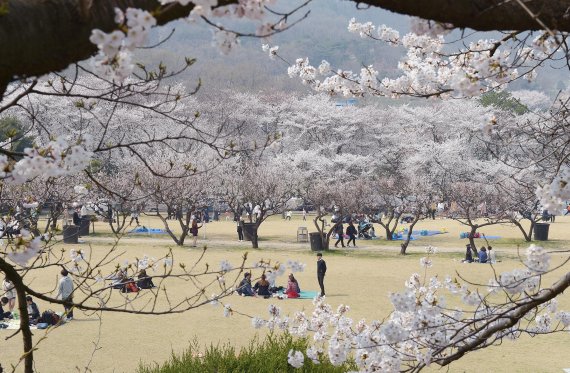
left=128, top=226, right=167, bottom=234
left=278, top=290, right=319, bottom=299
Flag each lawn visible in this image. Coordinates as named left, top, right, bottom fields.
left=1, top=215, right=569, bottom=372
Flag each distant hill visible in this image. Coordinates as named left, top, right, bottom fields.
left=136, top=0, right=565, bottom=100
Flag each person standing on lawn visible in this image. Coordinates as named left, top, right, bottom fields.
left=57, top=269, right=74, bottom=320
left=317, top=252, right=327, bottom=297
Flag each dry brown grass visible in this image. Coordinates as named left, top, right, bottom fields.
left=2, top=215, right=570, bottom=372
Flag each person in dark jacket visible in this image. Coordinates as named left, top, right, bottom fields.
left=1, top=297, right=13, bottom=320
left=237, top=217, right=244, bottom=241
left=253, top=274, right=271, bottom=297
left=334, top=222, right=345, bottom=248
left=346, top=221, right=357, bottom=247
left=317, top=253, right=327, bottom=297
left=26, top=296, right=40, bottom=324
left=137, top=269, right=155, bottom=289
left=236, top=273, right=255, bottom=296
left=462, top=244, right=474, bottom=263
left=72, top=208, right=81, bottom=226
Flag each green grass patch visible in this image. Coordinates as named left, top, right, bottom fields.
left=137, top=333, right=355, bottom=373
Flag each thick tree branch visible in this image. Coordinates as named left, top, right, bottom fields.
left=0, top=0, right=235, bottom=85
left=2, top=0, right=570, bottom=89
left=352, top=0, right=570, bottom=32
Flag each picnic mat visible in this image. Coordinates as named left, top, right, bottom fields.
left=393, top=230, right=447, bottom=241
left=128, top=226, right=167, bottom=234
left=277, top=290, right=319, bottom=299
left=0, top=320, right=37, bottom=330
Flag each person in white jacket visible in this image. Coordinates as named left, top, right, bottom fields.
left=57, top=269, right=74, bottom=320
left=487, top=246, right=497, bottom=264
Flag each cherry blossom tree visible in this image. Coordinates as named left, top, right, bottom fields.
left=230, top=159, right=297, bottom=249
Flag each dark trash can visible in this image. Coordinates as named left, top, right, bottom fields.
left=79, top=218, right=90, bottom=237
left=534, top=223, right=550, bottom=241
left=63, top=225, right=80, bottom=244
left=242, top=222, right=256, bottom=241
left=309, top=232, right=324, bottom=251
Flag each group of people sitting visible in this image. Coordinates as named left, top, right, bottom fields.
left=462, top=244, right=497, bottom=263
left=110, top=268, right=155, bottom=293
left=1, top=295, right=41, bottom=325
left=236, top=273, right=300, bottom=299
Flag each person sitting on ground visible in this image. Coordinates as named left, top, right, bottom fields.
left=266, top=270, right=283, bottom=293
left=478, top=246, right=488, bottom=263
left=487, top=246, right=497, bottom=264
left=236, top=273, right=255, bottom=296
left=110, top=268, right=128, bottom=290
left=253, top=274, right=271, bottom=298
left=26, top=296, right=40, bottom=324
left=136, top=269, right=155, bottom=289
left=285, top=274, right=301, bottom=298
left=462, top=245, right=474, bottom=263
left=1, top=297, right=13, bottom=320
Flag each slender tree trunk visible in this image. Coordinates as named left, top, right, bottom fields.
left=400, top=215, right=420, bottom=255
left=251, top=225, right=259, bottom=249
left=0, top=259, right=33, bottom=373
left=468, top=226, right=479, bottom=255
left=313, top=215, right=329, bottom=250
left=511, top=219, right=532, bottom=242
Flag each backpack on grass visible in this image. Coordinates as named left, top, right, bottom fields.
left=40, top=310, right=60, bottom=326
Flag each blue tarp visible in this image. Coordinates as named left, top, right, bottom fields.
left=128, top=226, right=168, bottom=234
left=392, top=230, right=446, bottom=240
left=277, top=290, right=319, bottom=299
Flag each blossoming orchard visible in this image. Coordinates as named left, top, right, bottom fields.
left=1, top=0, right=570, bottom=372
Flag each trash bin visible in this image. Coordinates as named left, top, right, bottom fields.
left=242, top=222, right=256, bottom=241
left=63, top=225, right=80, bottom=244
left=534, top=223, right=550, bottom=241
left=309, top=232, right=324, bottom=251
left=79, top=218, right=90, bottom=237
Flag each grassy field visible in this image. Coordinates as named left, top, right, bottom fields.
left=1, top=214, right=570, bottom=372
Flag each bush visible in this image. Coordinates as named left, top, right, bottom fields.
left=137, top=333, right=355, bottom=373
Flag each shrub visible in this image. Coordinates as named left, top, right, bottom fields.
left=137, top=333, right=355, bottom=373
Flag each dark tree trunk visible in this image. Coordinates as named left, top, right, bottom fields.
left=378, top=212, right=399, bottom=241
left=511, top=218, right=533, bottom=242
left=0, top=259, right=33, bottom=373
left=400, top=215, right=420, bottom=255
left=468, top=226, right=479, bottom=255
left=250, top=224, right=259, bottom=249
left=313, top=215, right=330, bottom=250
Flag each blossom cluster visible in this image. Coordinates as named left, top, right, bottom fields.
left=3, top=136, right=93, bottom=184
left=270, top=16, right=564, bottom=101
left=245, top=246, right=567, bottom=371
left=536, top=166, right=570, bottom=211
left=90, top=8, right=157, bottom=82
left=6, top=229, right=42, bottom=267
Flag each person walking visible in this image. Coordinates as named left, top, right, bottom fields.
left=317, top=253, right=327, bottom=297
left=334, top=222, right=345, bottom=248
left=302, top=209, right=307, bottom=221
left=57, top=269, right=74, bottom=320
left=190, top=217, right=203, bottom=247
left=237, top=218, right=244, bottom=241
left=129, top=207, right=140, bottom=226
left=346, top=221, right=357, bottom=247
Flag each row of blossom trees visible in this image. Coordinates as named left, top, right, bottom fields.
left=0, top=83, right=566, bottom=371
